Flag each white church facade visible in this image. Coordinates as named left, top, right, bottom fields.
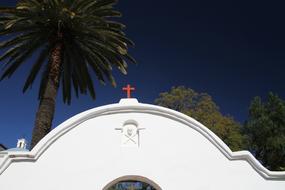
left=0, top=98, right=285, bottom=189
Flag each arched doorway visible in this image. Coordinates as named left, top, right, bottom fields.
left=103, top=176, right=162, bottom=190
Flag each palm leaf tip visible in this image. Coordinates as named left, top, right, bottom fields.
left=109, top=75, right=117, bottom=87
left=0, top=73, right=6, bottom=81
left=99, top=79, right=106, bottom=85
left=119, top=66, right=127, bottom=75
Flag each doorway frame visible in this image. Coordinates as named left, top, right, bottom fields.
left=102, top=175, right=162, bottom=190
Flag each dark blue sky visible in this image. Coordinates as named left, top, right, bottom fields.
left=1, top=0, right=285, bottom=148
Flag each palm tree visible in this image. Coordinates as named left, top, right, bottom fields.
left=0, top=0, right=135, bottom=149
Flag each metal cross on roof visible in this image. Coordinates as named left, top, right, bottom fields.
left=122, top=84, right=135, bottom=98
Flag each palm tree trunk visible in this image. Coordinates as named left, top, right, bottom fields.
left=30, top=42, right=63, bottom=149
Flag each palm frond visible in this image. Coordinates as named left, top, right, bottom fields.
left=0, top=0, right=136, bottom=103
left=93, top=0, right=118, bottom=9
left=62, top=48, right=72, bottom=104
left=0, top=31, right=38, bottom=49
left=1, top=36, right=46, bottom=80
left=23, top=45, right=50, bottom=92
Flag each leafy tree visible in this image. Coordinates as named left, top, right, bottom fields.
left=155, top=86, right=244, bottom=151
left=0, top=0, right=135, bottom=149
left=243, top=93, right=285, bottom=171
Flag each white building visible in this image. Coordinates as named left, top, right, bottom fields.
left=0, top=98, right=284, bottom=189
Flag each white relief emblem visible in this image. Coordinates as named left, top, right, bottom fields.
left=115, top=120, right=144, bottom=147
left=127, top=128, right=133, bottom=136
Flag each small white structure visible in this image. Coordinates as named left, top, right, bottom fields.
left=0, top=98, right=284, bottom=190
left=16, top=138, right=28, bottom=150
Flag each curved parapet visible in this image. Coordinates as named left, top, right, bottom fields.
left=0, top=99, right=284, bottom=190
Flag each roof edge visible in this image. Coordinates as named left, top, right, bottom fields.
left=0, top=99, right=284, bottom=180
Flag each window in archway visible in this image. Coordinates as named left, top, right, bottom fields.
left=107, top=180, right=157, bottom=190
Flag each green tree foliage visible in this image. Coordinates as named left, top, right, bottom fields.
left=0, top=0, right=135, bottom=149
left=243, top=93, right=285, bottom=171
left=155, top=86, right=244, bottom=151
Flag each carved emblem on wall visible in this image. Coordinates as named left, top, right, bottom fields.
left=115, top=120, right=144, bottom=147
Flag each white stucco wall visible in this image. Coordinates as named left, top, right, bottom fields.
left=0, top=99, right=284, bottom=190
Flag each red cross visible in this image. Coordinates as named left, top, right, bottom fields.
left=122, top=84, right=135, bottom=98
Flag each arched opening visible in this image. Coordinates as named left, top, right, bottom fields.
left=103, top=175, right=162, bottom=190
